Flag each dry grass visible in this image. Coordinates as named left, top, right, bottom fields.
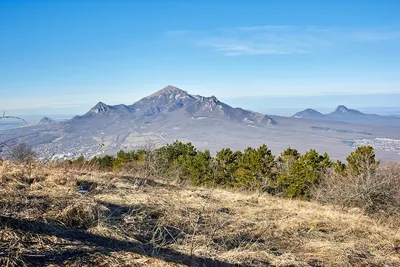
left=313, top=163, right=400, bottom=223
left=0, top=161, right=399, bottom=267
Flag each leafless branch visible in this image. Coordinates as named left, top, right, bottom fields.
left=0, top=111, right=27, bottom=123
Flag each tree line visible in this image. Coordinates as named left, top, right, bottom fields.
left=6, top=140, right=398, bottom=217
left=69, top=141, right=380, bottom=200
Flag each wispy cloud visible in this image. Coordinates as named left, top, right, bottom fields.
left=205, top=43, right=305, bottom=56
left=165, top=30, right=192, bottom=36
left=166, top=26, right=400, bottom=56
left=234, top=25, right=293, bottom=31
left=351, top=29, right=400, bottom=41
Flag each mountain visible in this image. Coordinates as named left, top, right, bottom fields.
left=37, top=116, right=56, bottom=124
left=292, top=108, right=326, bottom=120
left=292, top=105, right=366, bottom=120
left=132, top=86, right=276, bottom=125
left=75, top=85, right=277, bottom=125
left=89, top=102, right=113, bottom=115
left=328, top=105, right=364, bottom=118
left=292, top=105, right=400, bottom=126
left=131, top=86, right=196, bottom=117
left=326, top=105, right=400, bottom=125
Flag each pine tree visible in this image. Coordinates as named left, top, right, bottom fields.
left=276, top=149, right=331, bottom=199
left=346, top=146, right=380, bottom=176
left=215, top=148, right=241, bottom=186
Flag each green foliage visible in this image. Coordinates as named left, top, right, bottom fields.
left=63, top=142, right=382, bottom=201
left=345, top=146, right=380, bottom=176
left=136, top=149, right=147, bottom=163
left=274, top=148, right=300, bottom=193
left=178, top=150, right=214, bottom=185
left=71, top=155, right=85, bottom=165
left=90, top=155, right=115, bottom=170
left=276, top=149, right=332, bottom=199
left=277, top=148, right=300, bottom=175
left=333, top=160, right=346, bottom=176
left=215, top=148, right=241, bottom=186
left=234, top=145, right=275, bottom=190
left=113, top=150, right=137, bottom=170
left=153, top=141, right=214, bottom=184
left=155, top=140, right=197, bottom=167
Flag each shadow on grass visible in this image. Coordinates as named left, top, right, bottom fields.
left=0, top=210, right=242, bottom=267
left=119, top=175, right=178, bottom=189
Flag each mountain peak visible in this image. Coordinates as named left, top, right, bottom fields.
left=94, top=101, right=107, bottom=107
left=328, top=105, right=364, bottom=118
left=165, top=85, right=180, bottom=90
left=335, top=105, right=349, bottom=113
left=150, top=85, right=188, bottom=98
left=90, top=102, right=113, bottom=114
left=37, top=116, right=56, bottom=124
left=292, top=108, right=324, bottom=119
left=131, top=85, right=195, bottom=116
left=205, top=95, right=220, bottom=104
left=130, top=86, right=276, bottom=126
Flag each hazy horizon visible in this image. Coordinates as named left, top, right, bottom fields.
left=4, top=90, right=400, bottom=121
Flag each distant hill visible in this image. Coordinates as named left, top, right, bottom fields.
left=327, top=105, right=364, bottom=118
left=293, top=105, right=400, bottom=125
left=37, top=116, right=56, bottom=124
left=292, top=108, right=326, bottom=120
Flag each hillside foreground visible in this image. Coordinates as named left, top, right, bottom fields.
left=0, top=161, right=399, bottom=266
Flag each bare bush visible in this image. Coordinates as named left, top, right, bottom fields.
left=7, top=143, right=37, bottom=163
left=123, top=142, right=174, bottom=179
left=313, top=163, right=400, bottom=220
left=0, top=111, right=27, bottom=123
left=0, top=113, right=27, bottom=159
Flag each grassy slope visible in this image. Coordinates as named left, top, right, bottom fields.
left=0, top=161, right=399, bottom=267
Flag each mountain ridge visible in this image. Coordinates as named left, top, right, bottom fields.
left=292, top=105, right=400, bottom=125
left=329, top=105, right=364, bottom=116
left=76, top=85, right=277, bottom=125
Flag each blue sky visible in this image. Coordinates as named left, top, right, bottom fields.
left=1, top=0, right=400, bottom=116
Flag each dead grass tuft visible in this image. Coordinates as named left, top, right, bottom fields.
left=58, top=199, right=105, bottom=229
